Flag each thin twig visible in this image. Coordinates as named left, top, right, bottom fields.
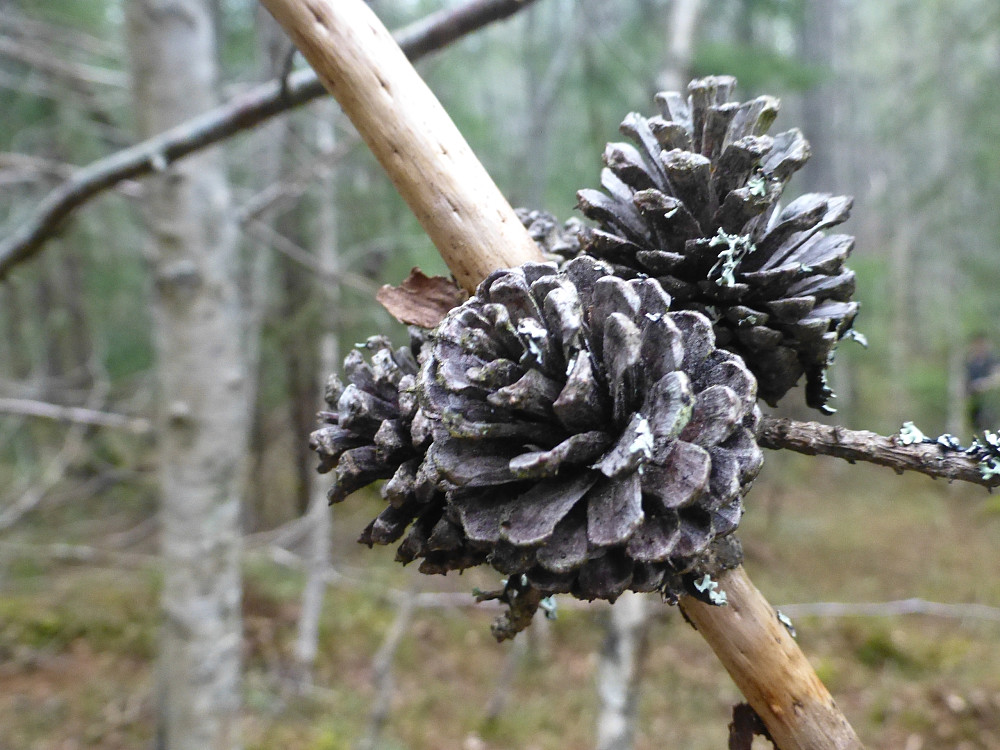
left=758, top=415, right=999, bottom=489
left=0, top=396, right=151, bottom=433
left=233, top=129, right=360, bottom=224
left=103, top=515, right=159, bottom=549
left=0, top=36, right=128, bottom=88
left=357, top=592, right=417, bottom=750
left=242, top=220, right=379, bottom=295
left=0, top=541, right=154, bottom=567
left=777, top=598, right=1000, bottom=623
left=0, top=0, right=539, bottom=281
left=0, top=380, right=110, bottom=531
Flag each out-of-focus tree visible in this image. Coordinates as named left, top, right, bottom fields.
left=125, top=0, right=249, bottom=746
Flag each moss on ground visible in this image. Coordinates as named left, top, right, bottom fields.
left=2, top=463, right=1000, bottom=748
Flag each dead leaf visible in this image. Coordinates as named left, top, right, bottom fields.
left=376, top=268, right=467, bottom=328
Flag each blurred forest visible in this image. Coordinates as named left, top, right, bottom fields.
left=2, top=0, right=1000, bottom=748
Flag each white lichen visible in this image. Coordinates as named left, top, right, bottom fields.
left=708, top=229, right=756, bottom=288
left=693, top=574, right=728, bottom=606
left=898, top=421, right=926, bottom=445
left=516, top=318, right=547, bottom=365
left=629, top=417, right=654, bottom=461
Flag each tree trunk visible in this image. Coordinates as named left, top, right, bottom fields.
left=657, top=0, right=703, bottom=93
left=293, top=98, right=340, bottom=682
left=595, top=592, right=651, bottom=750
left=125, top=1, right=249, bottom=748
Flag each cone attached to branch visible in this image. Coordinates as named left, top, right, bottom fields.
left=309, top=331, right=445, bottom=548
left=572, top=75, right=858, bottom=413
left=410, top=257, right=763, bottom=603
left=313, top=258, right=763, bottom=616
left=516, top=207, right=582, bottom=262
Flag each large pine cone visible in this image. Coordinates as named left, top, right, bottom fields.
left=574, top=75, right=858, bottom=413
left=414, top=256, right=763, bottom=603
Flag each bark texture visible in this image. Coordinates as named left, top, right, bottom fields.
left=258, top=0, right=544, bottom=292
left=758, top=415, right=1000, bottom=488
left=125, top=1, right=249, bottom=747
left=681, top=567, right=863, bottom=750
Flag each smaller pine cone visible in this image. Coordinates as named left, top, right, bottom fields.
left=516, top=207, right=583, bottom=261
left=309, top=331, right=455, bottom=564
left=575, top=75, right=858, bottom=413
left=415, top=256, right=763, bottom=603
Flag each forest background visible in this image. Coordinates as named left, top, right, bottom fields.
left=2, top=0, right=1000, bottom=748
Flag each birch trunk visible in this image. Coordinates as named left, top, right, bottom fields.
left=595, top=592, right=651, bottom=750
left=125, top=1, right=249, bottom=748
left=657, top=0, right=703, bottom=93
left=293, top=100, right=340, bottom=681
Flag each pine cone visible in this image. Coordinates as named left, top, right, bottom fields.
left=516, top=207, right=582, bottom=261
left=574, top=75, right=858, bottom=413
left=415, top=256, right=763, bottom=604
left=309, top=331, right=449, bottom=556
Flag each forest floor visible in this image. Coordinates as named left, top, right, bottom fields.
left=2, top=451, right=1000, bottom=750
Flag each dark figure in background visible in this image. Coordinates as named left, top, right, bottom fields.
left=966, top=333, right=1000, bottom=431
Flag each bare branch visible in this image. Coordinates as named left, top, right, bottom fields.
left=0, top=381, right=111, bottom=531
left=0, top=396, right=152, bottom=433
left=778, top=598, right=1000, bottom=623
left=0, top=541, right=153, bottom=568
left=0, top=0, right=539, bottom=281
left=759, top=415, right=998, bottom=489
left=358, top=593, right=416, bottom=750
left=0, top=35, right=128, bottom=88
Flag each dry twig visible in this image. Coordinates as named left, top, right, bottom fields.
left=0, top=396, right=151, bottom=433
left=759, top=416, right=999, bottom=489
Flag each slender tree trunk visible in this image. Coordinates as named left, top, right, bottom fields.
left=125, top=1, right=249, bottom=748
left=293, top=99, right=340, bottom=682
left=657, top=0, right=703, bottom=92
left=595, top=592, right=651, bottom=750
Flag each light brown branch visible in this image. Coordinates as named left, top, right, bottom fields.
left=258, top=0, right=543, bottom=291
left=0, top=0, right=539, bottom=282
left=758, top=415, right=997, bottom=489
left=681, top=567, right=864, bottom=750
left=777, top=598, right=1000, bottom=622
